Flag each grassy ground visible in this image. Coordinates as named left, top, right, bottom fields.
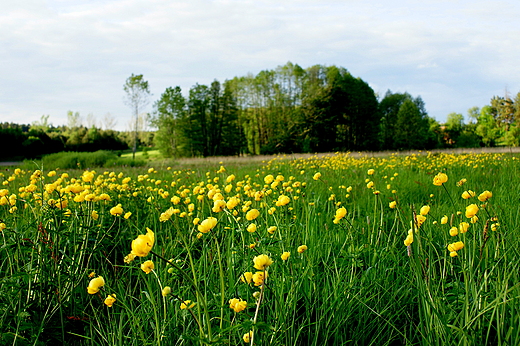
left=0, top=150, right=519, bottom=345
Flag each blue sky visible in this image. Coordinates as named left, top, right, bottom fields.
left=1, top=0, right=519, bottom=131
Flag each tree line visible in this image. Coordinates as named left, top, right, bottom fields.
left=150, top=62, right=520, bottom=157
left=3, top=62, right=520, bottom=161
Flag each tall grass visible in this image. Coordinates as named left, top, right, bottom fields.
left=0, top=152, right=519, bottom=345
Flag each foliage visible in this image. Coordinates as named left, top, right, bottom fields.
left=21, top=150, right=146, bottom=170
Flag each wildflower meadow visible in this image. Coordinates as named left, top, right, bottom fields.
left=1, top=151, right=519, bottom=345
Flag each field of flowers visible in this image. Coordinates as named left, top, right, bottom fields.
left=1, top=151, right=519, bottom=345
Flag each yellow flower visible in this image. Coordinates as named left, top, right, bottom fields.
left=104, top=294, right=116, bottom=307
left=180, top=300, right=195, bottom=310
left=389, top=201, right=397, bottom=209
left=87, top=276, right=105, bottom=294
left=240, top=272, right=253, bottom=284
left=252, top=271, right=268, bottom=286
left=0, top=223, right=6, bottom=231
left=267, top=226, right=277, bottom=234
left=297, top=245, right=308, bottom=253
left=130, top=227, right=155, bottom=258
left=478, top=190, right=492, bottom=202
left=461, top=190, right=475, bottom=199
left=243, top=331, right=253, bottom=343
left=91, top=210, right=99, bottom=220
left=141, top=260, right=154, bottom=274
left=162, top=286, right=171, bottom=297
left=124, top=212, right=132, bottom=219
left=367, top=169, right=375, bottom=175
left=449, top=227, right=458, bottom=236
left=419, top=205, right=430, bottom=216
left=366, top=181, right=374, bottom=189
left=110, top=204, right=124, bottom=216
left=459, top=222, right=470, bottom=233
left=247, top=223, right=257, bottom=233
left=335, top=207, right=347, bottom=219
left=313, top=172, right=321, bottom=180
left=246, top=209, right=260, bottom=221
left=198, top=217, right=217, bottom=233
left=226, top=197, right=239, bottom=209
left=433, top=172, right=448, bottom=186
left=441, top=215, right=448, bottom=224
left=229, top=298, right=247, bottom=313
left=275, top=195, right=291, bottom=206
left=447, top=241, right=464, bottom=252
left=212, top=199, right=226, bottom=213
left=281, top=251, right=290, bottom=261
left=264, top=174, right=274, bottom=184
left=465, top=204, right=479, bottom=218
left=404, top=231, right=413, bottom=246
left=253, top=254, right=273, bottom=270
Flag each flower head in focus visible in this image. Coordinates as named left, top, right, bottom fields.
left=433, top=173, right=448, bottom=186
left=87, top=276, right=105, bottom=294
left=104, top=294, right=116, bottom=307
left=141, top=260, right=154, bottom=274
left=129, top=228, right=155, bottom=259
left=253, top=254, right=273, bottom=270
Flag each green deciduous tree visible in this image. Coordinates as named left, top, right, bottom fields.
left=151, top=86, right=186, bottom=158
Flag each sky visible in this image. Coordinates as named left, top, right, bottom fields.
left=1, top=0, right=519, bottom=131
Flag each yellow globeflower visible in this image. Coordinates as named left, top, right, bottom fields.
left=419, top=205, right=430, bottom=216
left=104, top=294, right=116, bottom=307
left=87, top=276, right=105, bottom=294
left=465, top=204, right=479, bottom=218
left=110, top=204, right=124, bottom=216
left=141, top=260, right=154, bottom=274
left=246, top=209, right=260, bottom=221
left=441, top=215, right=448, bottom=224
left=240, top=272, right=253, bottom=284
left=297, top=245, right=308, bottom=253
left=478, top=190, right=492, bottom=202
left=253, top=254, right=273, bottom=270
left=281, top=251, right=290, bottom=261
left=335, top=207, right=347, bottom=219
left=275, top=195, right=291, bottom=206
left=198, top=217, right=217, bottom=233
left=461, top=190, right=475, bottom=199
left=252, top=271, right=268, bottom=286
left=433, top=172, right=448, bottom=186
left=459, top=222, right=470, bottom=233
left=180, top=300, right=195, bottom=310
left=243, top=331, right=253, bottom=343
left=130, top=227, right=155, bottom=258
left=267, top=226, right=277, bottom=234
left=313, top=172, right=321, bottom=180
left=367, top=169, right=375, bottom=175
left=449, top=227, right=458, bottom=236
left=162, top=286, right=171, bottom=297
left=229, top=298, right=247, bottom=313
left=389, top=201, right=397, bottom=209
left=247, top=223, right=257, bottom=233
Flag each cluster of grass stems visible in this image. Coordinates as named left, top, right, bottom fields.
left=0, top=151, right=519, bottom=345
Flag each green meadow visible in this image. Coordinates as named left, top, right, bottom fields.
left=1, top=151, right=519, bottom=345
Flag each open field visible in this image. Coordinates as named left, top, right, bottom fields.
left=1, top=150, right=520, bottom=345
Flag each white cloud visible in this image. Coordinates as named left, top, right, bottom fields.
left=1, top=0, right=520, bottom=128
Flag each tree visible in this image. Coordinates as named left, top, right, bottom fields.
left=102, top=113, right=117, bottom=130
left=67, top=111, right=82, bottom=129
left=123, top=74, right=151, bottom=160
left=394, top=99, right=431, bottom=150
left=151, top=86, right=186, bottom=157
